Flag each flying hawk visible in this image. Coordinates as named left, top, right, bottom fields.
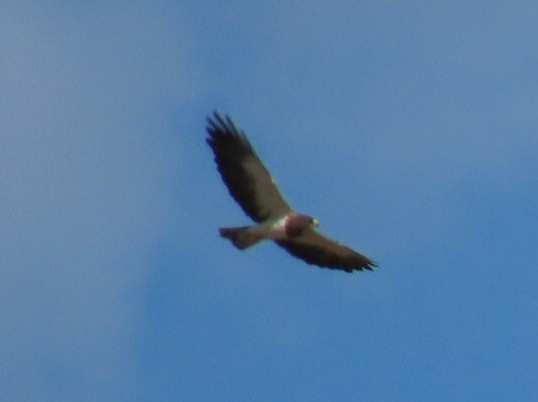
left=206, top=111, right=377, bottom=273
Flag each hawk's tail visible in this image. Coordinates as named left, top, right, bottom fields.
left=219, top=226, right=263, bottom=250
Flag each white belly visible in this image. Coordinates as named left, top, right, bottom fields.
left=260, top=216, right=289, bottom=240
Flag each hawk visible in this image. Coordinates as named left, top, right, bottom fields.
left=206, top=111, right=377, bottom=273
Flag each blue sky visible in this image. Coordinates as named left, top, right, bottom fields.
left=2, top=1, right=538, bottom=401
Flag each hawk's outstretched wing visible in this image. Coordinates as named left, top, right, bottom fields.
left=206, top=112, right=293, bottom=222
left=276, top=230, right=377, bottom=273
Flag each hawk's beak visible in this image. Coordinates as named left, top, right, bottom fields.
left=312, top=218, right=320, bottom=227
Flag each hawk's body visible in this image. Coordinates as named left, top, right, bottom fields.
left=206, top=112, right=376, bottom=273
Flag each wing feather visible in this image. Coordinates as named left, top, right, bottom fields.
left=276, top=230, right=377, bottom=273
left=206, top=111, right=293, bottom=222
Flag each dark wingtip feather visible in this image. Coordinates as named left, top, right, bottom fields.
left=206, top=110, right=222, bottom=135
left=212, top=111, right=228, bottom=130
left=205, top=111, right=252, bottom=155
left=206, top=110, right=241, bottom=138
left=361, top=259, right=378, bottom=271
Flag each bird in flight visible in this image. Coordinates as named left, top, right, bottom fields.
left=206, top=111, right=377, bottom=273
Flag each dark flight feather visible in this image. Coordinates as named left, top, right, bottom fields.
left=276, top=230, right=377, bottom=272
left=206, top=111, right=292, bottom=222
